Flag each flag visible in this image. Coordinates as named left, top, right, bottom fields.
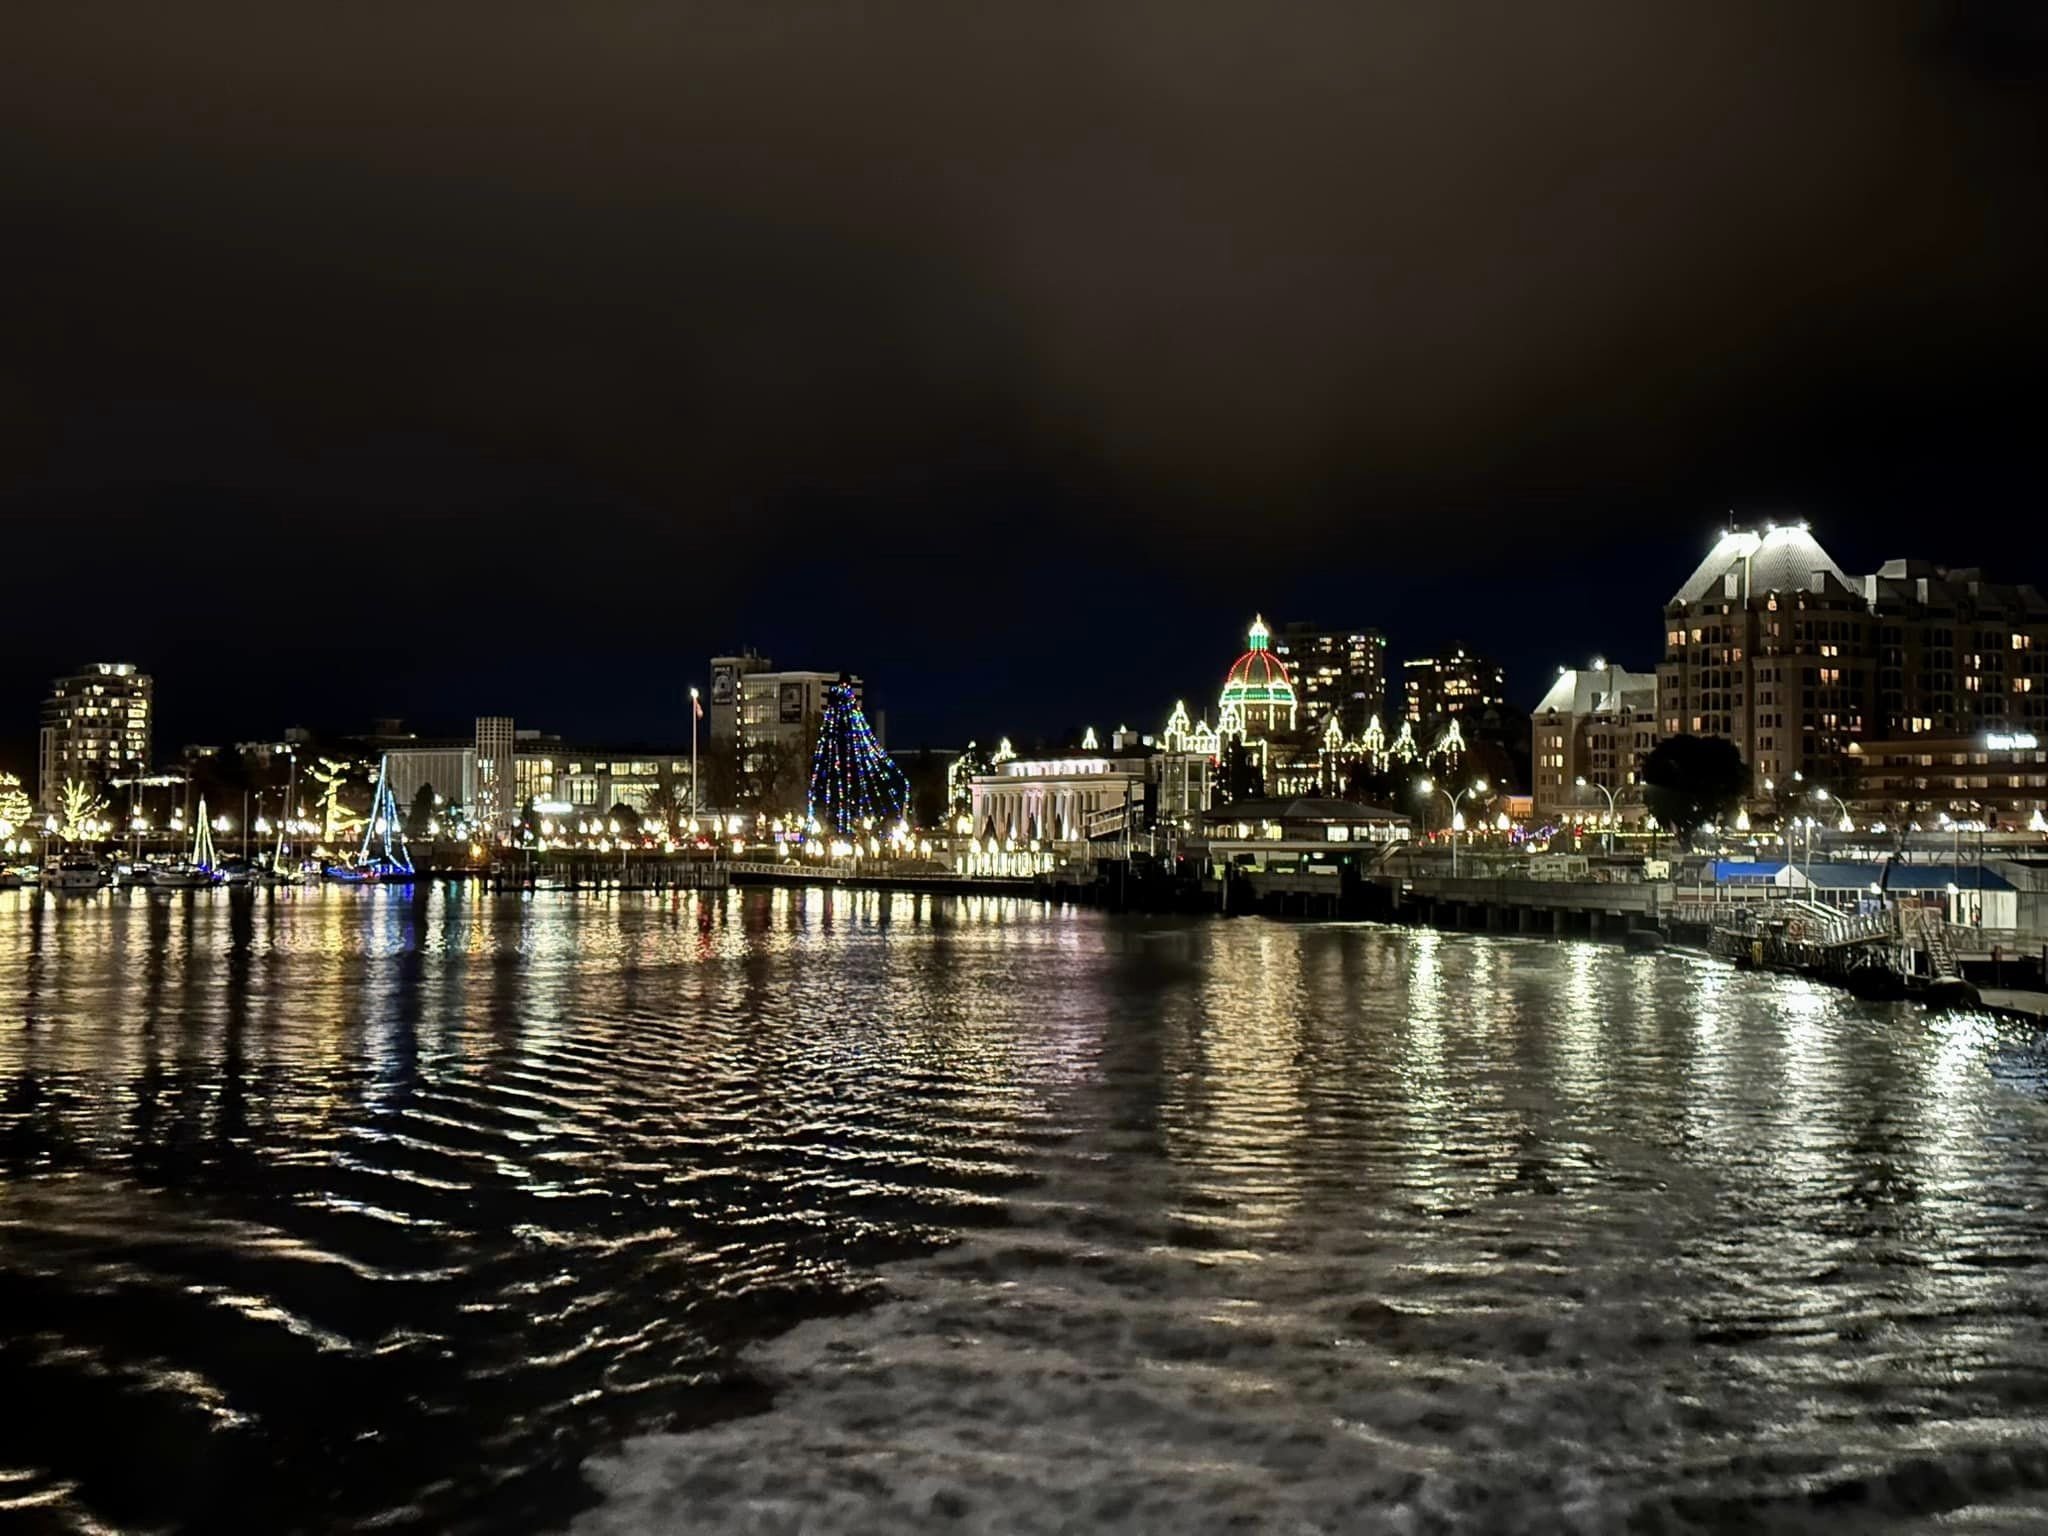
left=692, top=694, right=704, bottom=721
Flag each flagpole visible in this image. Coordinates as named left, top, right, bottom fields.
left=689, top=686, right=700, bottom=826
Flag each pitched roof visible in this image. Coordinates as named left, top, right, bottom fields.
left=1670, top=525, right=1858, bottom=607
left=1534, top=665, right=1657, bottom=716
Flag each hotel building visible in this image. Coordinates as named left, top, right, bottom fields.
left=1658, top=525, right=2048, bottom=798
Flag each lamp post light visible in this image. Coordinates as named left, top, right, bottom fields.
left=1574, top=775, right=1619, bottom=856
left=1418, top=776, right=1489, bottom=878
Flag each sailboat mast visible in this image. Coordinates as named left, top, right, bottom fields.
left=278, top=751, right=296, bottom=867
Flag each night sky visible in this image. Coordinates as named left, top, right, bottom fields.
left=4, top=2, right=2044, bottom=770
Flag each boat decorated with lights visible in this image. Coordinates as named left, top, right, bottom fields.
left=150, top=798, right=221, bottom=888
left=323, top=756, right=419, bottom=883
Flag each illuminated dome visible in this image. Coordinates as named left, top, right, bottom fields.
left=1218, top=615, right=1297, bottom=738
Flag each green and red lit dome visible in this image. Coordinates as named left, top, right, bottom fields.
left=1219, top=615, right=1296, bottom=710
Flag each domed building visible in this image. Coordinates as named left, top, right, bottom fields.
left=1218, top=616, right=1298, bottom=739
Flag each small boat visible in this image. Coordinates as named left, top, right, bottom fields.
left=0, top=867, right=26, bottom=890
left=322, top=861, right=420, bottom=884
left=44, top=854, right=105, bottom=892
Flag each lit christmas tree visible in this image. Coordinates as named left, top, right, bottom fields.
left=807, top=681, right=908, bottom=834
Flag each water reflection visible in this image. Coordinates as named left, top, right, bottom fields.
left=4, top=888, right=2048, bottom=1533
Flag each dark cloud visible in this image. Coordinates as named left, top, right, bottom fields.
left=1, top=1, right=2042, bottom=759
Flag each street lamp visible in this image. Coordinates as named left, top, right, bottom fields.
left=1574, top=775, right=1619, bottom=856
left=1417, top=776, right=1489, bottom=878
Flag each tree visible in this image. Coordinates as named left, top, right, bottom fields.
left=521, top=796, right=545, bottom=842
left=1641, top=734, right=1747, bottom=843
left=1343, top=757, right=1430, bottom=813
left=605, top=801, right=642, bottom=837
left=640, top=780, right=680, bottom=838
left=698, top=738, right=739, bottom=811
left=310, top=758, right=364, bottom=844
left=0, top=772, right=31, bottom=836
left=1220, top=738, right=1264, bottom=803
left=59, top=779, right=106, bottom=839
left=406, top=783, right=437, bottom=842
left=806, top=682, right=908, bottom=832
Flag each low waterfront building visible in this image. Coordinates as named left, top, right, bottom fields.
left=960, top=747, right=1214, bottom=872
left=1193, top=795, right=1410, bottom=880
left=1841, top=731, right=2048, bottom=828
left=1779, top=861, right=2020, bottom=933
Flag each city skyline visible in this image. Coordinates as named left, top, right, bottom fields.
left=8, top=514, right=2043, bottom=784
left=4, top=3, right=2042, bottom=769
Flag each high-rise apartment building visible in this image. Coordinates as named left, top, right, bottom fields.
left=1272, top=622, right=1387, bottom=735
left=1403, top=646, right=1506, bottom=725
left=1657, top=525, right=2048, bottom=795
left=38, top=662, right=153, bottom=808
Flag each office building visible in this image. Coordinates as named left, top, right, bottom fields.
left=38, top=662, right=153, bottom=809
left=737, top=670, right=861, bottom=777
left=708, top=651, right=773, bottom=742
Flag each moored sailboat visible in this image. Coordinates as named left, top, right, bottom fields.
left=324, top=756, right=419, bottom=883
left=150, top=799, right=221, bottom=888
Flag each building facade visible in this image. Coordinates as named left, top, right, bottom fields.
left=1403, top=647, right=1507, bottom=726
left=737, top=670, right=860, bottom=780
left=708, top=650, right=773, bottom=742
left=1657, top=525, right=2048, bottom=798
left=965, top=749, right=1214, bottom=857
left=1842, top=731, right=2048, bottom=828
left=384, top=742, right=475, bottom=815
left=474, top=716, right=517, bottom=829
left=1272, top=622, right=1387, bottom=736
left=1218, top=617, right=1297, bottom=741
left=1531, top=663, right=1659, bottom=823
left=38, top=662, right=153, bottom=808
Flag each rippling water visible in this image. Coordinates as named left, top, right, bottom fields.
left=4, top=888, right=2048, bottom=1533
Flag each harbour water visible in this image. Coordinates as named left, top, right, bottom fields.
left=4, top=887, right=2048, bottom=1533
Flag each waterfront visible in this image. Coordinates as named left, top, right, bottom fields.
left=4, top=890, right=2048, bottom=1532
